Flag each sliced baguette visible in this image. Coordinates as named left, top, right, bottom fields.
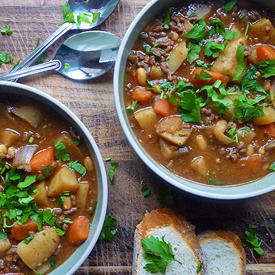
left=133, top=208, right=204, bottom=275
left=198, top=230, right=246, bottom=275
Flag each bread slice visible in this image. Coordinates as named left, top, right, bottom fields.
left=133, top=208, right=204, bottom=275
left=198, top=230, right=246, bottom=275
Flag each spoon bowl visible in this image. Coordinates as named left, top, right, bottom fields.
left=8, top=0, right=120, bottom=75
left=0, top=31, right=121, bottom=81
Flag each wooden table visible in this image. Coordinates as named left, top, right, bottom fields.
left=1, top=1, right=275, bottom=274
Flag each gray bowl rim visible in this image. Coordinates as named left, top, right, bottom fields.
left=0, top=81, right=108, bottom=274
left=113, top=0, right=275, bottom=200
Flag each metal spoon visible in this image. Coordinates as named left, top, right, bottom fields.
left=9, top=0, right=120, bottom=74
left=0, top=31, right=121, bottom=81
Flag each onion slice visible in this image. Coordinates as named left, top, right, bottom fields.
left=13, top=145, right=38, bottom=166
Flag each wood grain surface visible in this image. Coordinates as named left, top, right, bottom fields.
left=0, top=0, right=275, bottom=274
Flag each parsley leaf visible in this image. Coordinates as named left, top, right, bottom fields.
left=99, top=214, right=117, bottom=242
left=240, top=67, right=266, bottom=94
left=194, top=69, right=212, bottom=81
left=54, top=141, right=70, bottom=161
left=17, top=175, right=36, bottom=189
left=0, top=52, right=13, bottom=65
left=143, top=44, right=158, bottom=57
left=184, top=20, right=207, bottom=41
left=50, top=259, right=57, bottom=268
left=242, top=225, right=264, bottom=256
left=141, top=184, right=151, bottom=197
left=61, top=2, right=70, bottom=18
left=195, top=61, right=213, bottom=70
left=68, top=160, right=86, bottom=176
left=224, top=0, right=238, bottom=13
left=141, top=235, right=181, bottom=274
left=223, top=29, right=239, bottom=40
left=108, top=161, right=118, bottom=182
left=187, top=41, right=202, bottom=64
left=204, top=41, right=228, bottom=58
left=232, top=45, right=245, bottom=81
left=127, top=100, right=139, bottom=114
left=227, top=127, right=238, bottom=143
left=24, top=235, right=34, bottom=244
left=162, top=7, right=172, bottom=29
left=209, top=19, right=224, bottom=37
left=64, top=63, right=70, bottom=70
left=257, top=58, right=275, bottom=78
left=1, top=24, right=12, bottom=35
left=197, top=262, right=203, bottom=273
left=269, top=162, right=275, bottom=171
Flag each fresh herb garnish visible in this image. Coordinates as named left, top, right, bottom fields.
left=64, top=63, right=70, bottom=70
left=90, top=201, right=98, bottom=217
left=0, top=52, right=13, bottom=66
left=242, top=224, right=264, bottom=256
left=68, top=160, right=86, bottom=176
left=24, top=235, right=34, bottom=244
left=232, top=45, right=245, bottom=81
left=49, top=259, right=57, bottom=268
left=204, top=41, right=228, bottom=58
left=269, top=162, right=275, bottom=171
left=197, top=262, right=203, bottom=273
left=141, top=184, right=151, bottom=197
left=162, top=7, right=172, bottom=29
left=56, top=228, right=65, bottom=236
left=59, top=191, right=70, bottom=206
left=99, top=214, right=117, bottom=242
left=108, top=161, right=118, bottom=182
left=244, top=23, right=250, bottom=40
left=141, top=235, right=182, bottom=274
left=224, top=0, right=238, bottom=13
left=195, top=61, right=213, bottom=70
left=1, top=24, right=12, bottom=35
left=257, top=58, right=275, bottom=78
left=187, top=41, right=202, bottom=64
left=33, top=37, right=47, bottom=64
left=227, top=127, right=238, bottom=143
left=127, top=100, right=139, bottom=114
left=194, top=69, right=212, bottom=82
left=54, top=141, right=70, bottom=161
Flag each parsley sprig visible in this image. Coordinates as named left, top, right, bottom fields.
left=242, top=225, right=264, bottom=256
left=99, top=214, right=117, bottom=242
left=141, top=235, right=182, bottom=274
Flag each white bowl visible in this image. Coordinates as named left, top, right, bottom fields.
left=114, top=0, right=275, bottom=200
left=0, top=81, right=108, bottom=274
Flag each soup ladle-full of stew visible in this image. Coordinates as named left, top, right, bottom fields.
left=9, top=0, right=120, bottom=75
left=0, top=31, right=121, bottom=81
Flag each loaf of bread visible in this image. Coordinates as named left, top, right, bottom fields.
left=133, top=208, right=204, bottom=275
left=198, top=230, right=246, bottom=275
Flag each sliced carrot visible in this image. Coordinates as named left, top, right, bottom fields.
left=153, top=97, right=174, bottom=116
left=11, top=219, right=38, bottom=241
left=256, top=45, right=275, bottom=62
left=131, top=87, right=153, bottom=103
left=29, top=147, right=54, bottom=173
left=191, top=68, right=229, bottom=86
left=259, top=123, right=275, bottom=138
left=239, top=154, right=262, bottom=174
left=67, top=216, right=90, bottom=246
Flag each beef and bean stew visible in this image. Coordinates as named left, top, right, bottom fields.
left=0, top=94, right=98, bottom=274
left=124, top=0, right=275, bottom=186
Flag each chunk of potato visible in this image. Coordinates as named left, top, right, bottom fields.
left=150, top=66, right=164, bottom=80
left=247, top=46, right=258, bottom=65
left=252, top=105, right=275, bottom=125
left=31, top=181, right=49, bottom=207
left=17, top=227, right=60, bottom=270
left=134, top=107, right=158, bottom=131
left=76, top=183, right=89, bottom=211
left=10, top=101, right=45, bottom=128
left=159, top=138, right=179, bottom=160
left=166, top=41, right=188, bottom=73
left=48, top=166, right=79, bottom=197
left=211, top=37, right=247, bottom=81
left=190, top=156, right=208, bottom=177
left=156, top=116, right=182, bottom=133
left=250, top=18, right=275, bottom=44
left=0, top=129, right=20, bottom=147
left=0, top=238, right=11, bottom=257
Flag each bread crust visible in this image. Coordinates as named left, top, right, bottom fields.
left=134, top=208, right=204, bottom=274
left=198, top=230, right=246, bottom=275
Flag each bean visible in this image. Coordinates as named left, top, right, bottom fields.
left=196, top=135, right=208, bottom=151
left=215, top=120, right=227, bottom=134
left=84, top=156, right=94, bottom=172
left=246, top=144, right=254, bottom=156
left=63, top=197, right=72, bottom=210
left=136, top=67, right=147, bottom=86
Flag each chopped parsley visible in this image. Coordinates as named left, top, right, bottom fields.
left=204, top=41, right=228, bottom=58
left=187, top=41, right=202, bottom=64
left=127, top=100, right=139, bottom=114
left=1, top=24, right=12, bottom=35
left=227, top=127, right=238, bottom=143
left=195, top=61, right=213, bottom=70
left=99, top=214, right=117, bottom=242
left=141, top=184, right=151, bottom=197
left=269, top=162, right=275, bottom=171
left=108, top=161, right=118, bottom=182
left=54, top=141, right=70, bottom=161
left=197, top=262, right=203, bottom=273
left=28, top=137, right=34, bottom=143
left=224, top=0, right=238, bottom=13
left=257, top=58, right=275, bottom=78
left=242, top=225, right=264, bottom=256
left=33, top=38, right=47, bottom=64
left=141, top=235, right=182, bottom=274
left=184, top=21, right=207, bottom=40
left=0, top=52, right=13, bottom=66
left=194, top=69, right=212, bottom=81
left=232, top=45, right=245, bottom=81
left=50, top=259, right=57, bottom=268
left=162, top=7, right=172, bottom=29
left=64, top=63, right=70, bottom=70
left=244, top=23, right=250, bottom=40
left=68, top=160, right=86, bottom=176
left=24, top=235, right=34, bottom=244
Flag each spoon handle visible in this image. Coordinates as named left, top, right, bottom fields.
left=10, top=23, right=73, bottom=73
left=0, top=60, right=62, bottom=81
